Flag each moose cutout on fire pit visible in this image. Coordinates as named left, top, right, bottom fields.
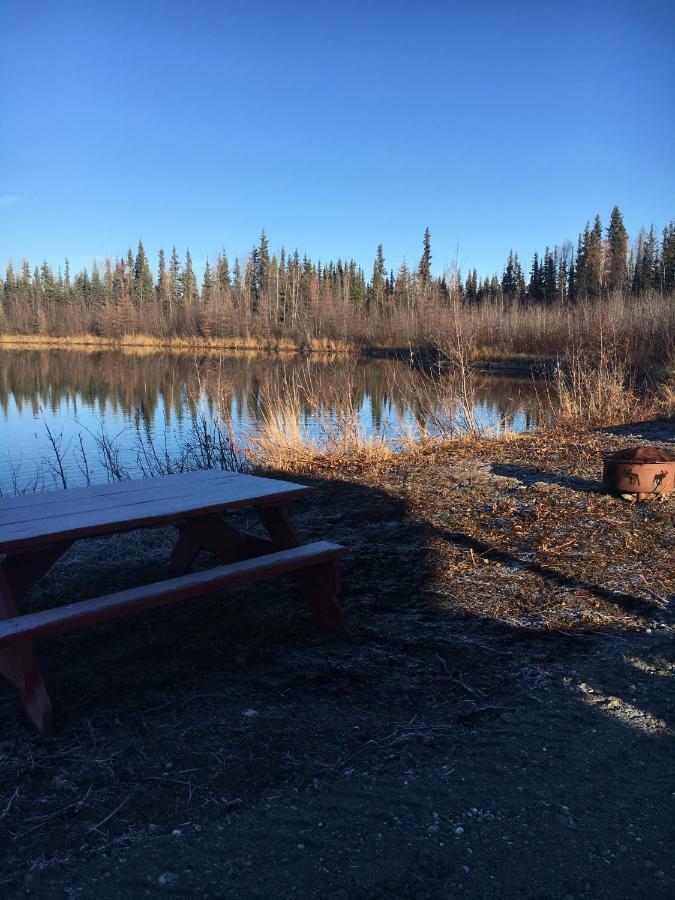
left=602, top=446, right=674, bottom=501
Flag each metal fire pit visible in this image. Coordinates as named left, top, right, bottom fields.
left=602, top=446, right=675, bottom=500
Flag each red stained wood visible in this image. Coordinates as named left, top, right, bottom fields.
left=0, top=472, right=346, bottom=733
left=0, top=541, right=346, bottom=648
left=0, top=470, right=313, bottom=553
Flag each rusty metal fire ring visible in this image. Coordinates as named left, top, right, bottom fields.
left=602, top=446, right=675, bottom=500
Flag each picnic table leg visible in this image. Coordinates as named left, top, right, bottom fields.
left=170, top=515, right=269, bottom=574
left=256, top=506, right=346, bottom=634
left=0, top=542, right=70, bottom=734
left=169, top=531, right=201, bottom=575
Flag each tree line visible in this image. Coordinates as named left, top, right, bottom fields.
left=1, top=206, right=673, bottom=343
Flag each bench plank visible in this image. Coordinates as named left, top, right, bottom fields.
left=0, top=541, right=346, bottom=647
left=0, top=470, right=313, bottom=553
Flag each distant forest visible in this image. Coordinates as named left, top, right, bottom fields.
left=1, top=206, right=673, bottom=346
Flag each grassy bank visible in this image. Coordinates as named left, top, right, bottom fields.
left=0, top=333, right=358, bottom=354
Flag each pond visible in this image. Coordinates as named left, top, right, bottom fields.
left=0, top=348, right=549, bottom=491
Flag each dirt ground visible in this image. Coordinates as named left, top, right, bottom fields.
left=0, top=421, right=673, bottom=898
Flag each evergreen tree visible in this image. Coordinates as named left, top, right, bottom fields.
left=542, top=247, right=557, bottom=303
left=513, top=254, right=526, bottom=300
left=637, top=226, right=657, bottom=295
left=501, top=250, right=516, bottom=297
left=465, top=269, right=478, bottom=303
left=40, top=260, right=56, bottom=305
left=217, top=253, right=231, bottom=292
left=418, top=228, right=432, bottom=282
left=394, top=261, right=411, bottom=309
left=202, top=258, right=213, bottom=303
left=253, top=230, right=270, bottom=308
left=528, top=252, right=544, bottom=302
left=574, top=228, right=588, bottom=298
left=586, top=215, right=604, bottom=297
left=133, top=240, right=154, bottom=306
left=157, top=248, right=171, bottom=309
left=90, top=260, right=105, bottom=307
left=606, top=206, right=628, bottom=293
left=5, top=262, right=17, bottom=304
left=232, top=258, right=243, bottom=307
left=103, top=259, right=114, bottom=304
left=567, top=258, right=576, bottom=302
left=179, top=249, right=197, bottom=305
left=370, top=243, right=386, bottom=312
left=169, top=246, right=180, bottom=312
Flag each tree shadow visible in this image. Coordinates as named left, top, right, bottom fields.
left=430, top=526, right=654, bottom=616
left=490, top=462, right=598, bottom=493
left=598, top=418, right=675, bottom=443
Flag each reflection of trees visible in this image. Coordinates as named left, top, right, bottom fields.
left=0, top=350, right=549, bottom=437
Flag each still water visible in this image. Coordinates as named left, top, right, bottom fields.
left=0, top=349, right=547, bottom=491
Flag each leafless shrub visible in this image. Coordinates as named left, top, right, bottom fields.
left=41, top=417, right=70, bottom=489
left=539, top=336, right=644, bottom=427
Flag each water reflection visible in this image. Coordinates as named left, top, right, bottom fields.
left=0, top=349, right=548, bottom=490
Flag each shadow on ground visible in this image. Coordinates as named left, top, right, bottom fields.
left=598, top=419, right=674, bottom=443
left=490, top=462, right=598, bottom=494
left=0, top=464, right=673, bottom=898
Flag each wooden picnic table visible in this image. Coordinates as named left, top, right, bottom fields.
left=0, top=469, right=346, bottom=734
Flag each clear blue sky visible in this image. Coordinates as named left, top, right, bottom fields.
left=1, top=0, right=673, bottom=280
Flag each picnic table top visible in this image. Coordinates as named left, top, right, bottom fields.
left=0, top=469, right=313, bottom=554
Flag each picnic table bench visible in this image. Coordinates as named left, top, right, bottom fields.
left=0, top=469, right=346, bottom=734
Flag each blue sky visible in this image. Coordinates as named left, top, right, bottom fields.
left=1, top=0, right=673, bottom=279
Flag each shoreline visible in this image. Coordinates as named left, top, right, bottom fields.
left=0, top=332, right=554, bottom=372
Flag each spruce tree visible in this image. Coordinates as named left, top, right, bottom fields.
left=169, top=246, right=180, bottom=312
left=5, top=262, right=16, bottom=304
left=501, top=250, right=516, bottom=297
left=528, top=252, right=543, bottom=302
left=157, top=248, right=171, bottom=309
left=513, top=254, right=526, bottom=300
left=606, top=206, right=628, bottom=293
left=217, top=253, right=231, bottom=292
left=103, top=259, right=114, bottom=304
left=90, top=260, right=104, bottom=307
left=418, top=228, right=432, bottom=282
left=370, top=243, right=386, bottom=312
left=567, top=258, right=576, bottom=302
left=40, top=260, right=56, bottom=305
left=202, top=258, right=213, bottom=303
left=542, top=247, right=557, bottom=303
left=253, top=230, right=270, bottom=309
left=179, top=249, right=197, bottom=305
left=133, top=240, right=154, bottom=307
left=586, top=215, right=603, bottom=297
left=640, top=227, right=656, bottom=295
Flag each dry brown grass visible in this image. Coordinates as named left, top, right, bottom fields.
left=0, top=333, right=113, bottom=349
left=245, top=373, right=395, bottom=475
left=539, top=342, right=647, bottom=427
left=0, top=333, right=358, bottom=354
left=653, top=356, right=675, bottom=419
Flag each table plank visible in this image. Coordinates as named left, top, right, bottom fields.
left=0, top=541, right=346, bottom=647
left=3, top=472, right=250, bottom=525
left=0, top=470, right=313, bottom=553
left=0, top=468, right=247, bottom=511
